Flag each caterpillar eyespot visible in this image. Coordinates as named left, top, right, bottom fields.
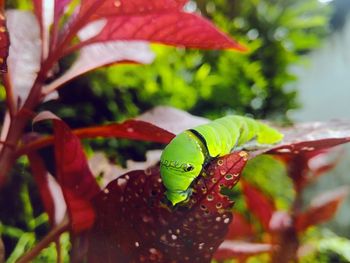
left=183, top=164, right=194, bottom=172
left=160, top=115, right=283, bottom=206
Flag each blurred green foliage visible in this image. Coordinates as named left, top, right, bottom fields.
left=301, top=229, right=350, bottom=262
left=242, top=155, right=294, bottom=210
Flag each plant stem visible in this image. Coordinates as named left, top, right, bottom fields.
left=0, top=115, right=28, bottom=186
left=0, top=0, right=100, bottom=186
left=56, top=239, right=63, bottom=263
left=17, top=217, right=70, bottom=263
left=2, top=72, right=16, bottom=118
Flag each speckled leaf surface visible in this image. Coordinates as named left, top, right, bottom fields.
left=87, top=151, right=248, bottom=262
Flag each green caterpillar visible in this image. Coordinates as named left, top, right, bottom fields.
left=160, top=115, right=283, bottom=206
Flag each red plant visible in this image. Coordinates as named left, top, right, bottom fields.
left=1, top=0, right=350, bottom=262
left=0, top=0, right=245, bottom=186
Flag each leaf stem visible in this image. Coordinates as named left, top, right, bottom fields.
left=0, top=0, right=103, bottom=186
left=2, top=72, right=16, bottom=118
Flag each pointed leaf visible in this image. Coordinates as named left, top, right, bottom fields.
left=86, top=12, right=245, bottom=51
left=276, top=149, right=344, bottom=190
left=33, top=0, right=72, bottom=58
left=295, top=187, right=349, bottom=232
left=307, top=149, right=343, bottom=178
left=28, top=152, right=66, bottom=225
left=34, top=112, right=101, bottom=233
left=87, top=151, right=247, bottom=262
left=18, top=119, right=175, bottom=156
left=6, top=10, right=41, bottom=103
left=267, top=120, right=350, bottom=156
left=241, top=180, right=275, bottom=231
left=52, top=118, right=101, bottom=233
left=213, top=241, right=274, bottom=260
left=43, top=40, right=155, bottom=92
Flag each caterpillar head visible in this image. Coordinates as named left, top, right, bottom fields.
left=160, top=132, right=205, bottom=205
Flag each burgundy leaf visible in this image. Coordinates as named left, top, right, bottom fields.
left=53, top=118, right=101, bottom=233
left=194, top=151, right=248, bottom=214
left=225, top=213, right=255, bottom=239
left=87, top=151, right=248, bottom=262
left=88, top=150, right=162, bottom=188
left=307, top=149, right=343, bottom=178
left=0, top=9, right=9, bottom=72
left=213, top=241, right=274, bottom=261
left=86, top=12, right=245, bottom=51
left=241, top=180, right=275, bottom=231
left=18, top=120, right=176, bottom=156
left=28, top=152, right=57, bottom=225
left=266, top=120, right=350, bottom=156
left=270, top=138, right=350, bottom=156
left=69, top=119, right=175, bottom=143
left=28, top=152, right=66, bottom=225
left=295, top=187, right=349, bottom=232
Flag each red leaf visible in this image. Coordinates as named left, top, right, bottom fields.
left=0, top=10, right=9, bottom=72
left=213, top=241, right=274, bottom=260
left=28, top=152, right=67, bottom=226
left=241, top=180, right=275, bottom=231
left=86, top=12, right=245, bottom=51
left=86, top=151, right=247, bottom=262
left=270, top=138, right=350, bottom=156
left=53, top=120, right=100, bottom=233
left=79, top=0, right=187, bottom=20
left=307, top=149, right=343, bottom=178
left=28, top=152, right=57, bottom=225
left=226, top=213, right=255, bottom=239
left=194, top=151, right=248, bottom=214
left=266, top=120, right=350, bottom=156
left=52, top=118, right=101, bottom=233
left=18, top=119, right=176, bottom=156
left=295, top=187, right=349, bottom=232
left=245, top=120, right=350, bottom=158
